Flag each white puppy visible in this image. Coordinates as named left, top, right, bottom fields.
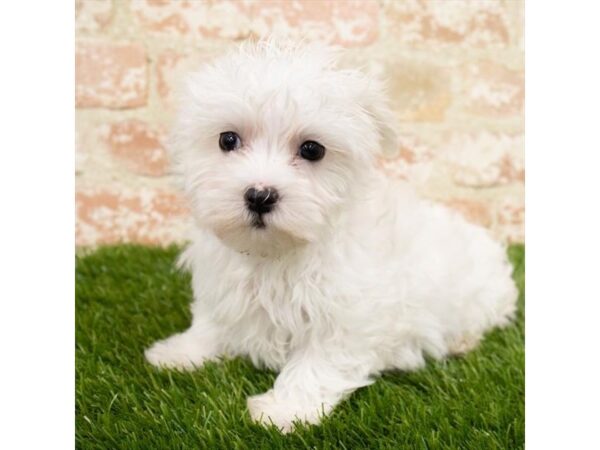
left=145, top=41, right=518, bottom=432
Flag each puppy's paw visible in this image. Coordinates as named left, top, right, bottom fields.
left=145, top=333, right=211, bottom=371
left=247, top=390, right=329, bottom=433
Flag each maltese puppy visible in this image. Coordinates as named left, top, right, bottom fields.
left=145, top=41, right=518, bottom=432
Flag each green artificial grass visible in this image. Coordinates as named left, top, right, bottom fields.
left=76, top=244, right=524, bottom=449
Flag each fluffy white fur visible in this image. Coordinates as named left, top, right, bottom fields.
left=145, top=41, right=518, bottom=432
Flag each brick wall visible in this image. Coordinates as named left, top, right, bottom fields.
left=75, top=0, right=524, bottom=246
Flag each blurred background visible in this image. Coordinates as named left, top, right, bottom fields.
left=75, top=0, right=524, bottom=246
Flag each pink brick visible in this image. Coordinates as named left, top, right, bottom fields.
left=76, top=189, right=189, bottom=246
left=156, top=50, right=185, bottom=101
left=497, top=199, right=525, bottom=243
left=442, top=131, right=524, bottom=188
left=155, top=49, right=210, bottom=112
left=385, top=59, right=452, bottom=122
left=246, top=0, right=380, bottom=46
left=461, top=60, right=524, bottom=117
left=384, top=0, right=512, bottom=48
left=376, top=134, right=434, bottom=185
left=102, top=121, right=169, bottom=177
left=443, top=198, right=493, bottom=228
left=76, top=42, right=148, bottom=108
left=132, top=0, right=380, bottom=46
left=75, top=0, right=114, bottom=33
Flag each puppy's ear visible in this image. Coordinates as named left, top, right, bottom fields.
left=361, top=79, right=399, bottom=156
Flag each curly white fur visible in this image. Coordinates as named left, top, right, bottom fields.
left=145, top=41, right=518, bottom=432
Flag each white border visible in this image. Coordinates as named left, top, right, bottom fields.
left=0, top=1, right=74, bottom=448
left=527, top=2, right=600, bottom=448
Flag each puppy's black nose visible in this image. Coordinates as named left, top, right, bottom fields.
left=244, top=187, right=279, bottom=214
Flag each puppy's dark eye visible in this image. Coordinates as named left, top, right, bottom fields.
left=299, top=141, right=326, bottom=161
left=219, top=131, right=241, bottom=152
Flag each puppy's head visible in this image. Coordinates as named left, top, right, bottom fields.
left=170, top=41, right=397, bottom=255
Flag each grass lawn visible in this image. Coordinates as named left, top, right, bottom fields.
left=76, top=244, right=524, bottom=449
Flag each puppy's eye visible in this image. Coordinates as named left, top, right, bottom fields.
left=219, top=131, right=241, bottom=152
left=299, top=141, right=326, bottom=161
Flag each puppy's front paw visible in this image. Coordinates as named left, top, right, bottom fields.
left=145, top=333, right=211, bottom=371
left=247, top=390, right=330, bottom=433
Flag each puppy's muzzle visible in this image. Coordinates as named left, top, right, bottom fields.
left=244, top=187, right=279, bottom=215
